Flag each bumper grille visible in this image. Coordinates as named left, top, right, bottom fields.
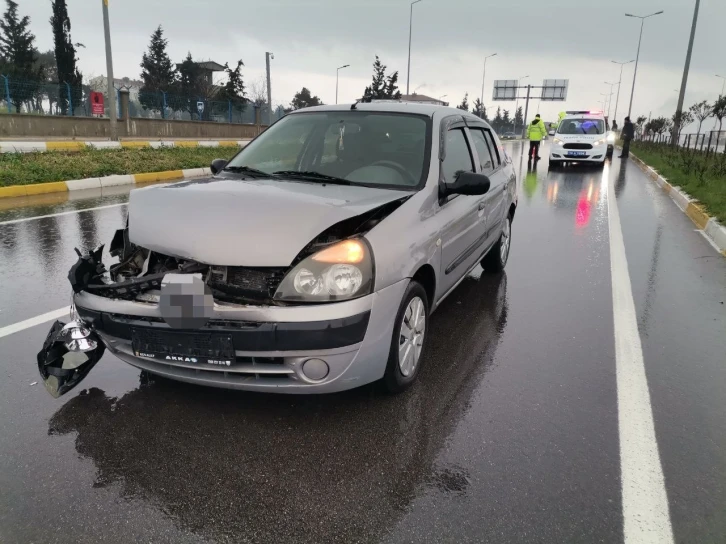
left=563, top=143, right=593, bottom=150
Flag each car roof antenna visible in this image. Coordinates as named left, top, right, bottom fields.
left=351, top=99, right=361, bottom=110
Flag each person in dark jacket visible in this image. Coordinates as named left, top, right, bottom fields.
left=619, top=117, right=635, bottom=158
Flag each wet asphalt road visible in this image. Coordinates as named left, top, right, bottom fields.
left=1, top=143, right=724, bottom=543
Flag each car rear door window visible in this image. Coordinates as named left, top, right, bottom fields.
left=442, top=128, right=474, bottom=183
left=469, top=128, right=497, bottom=174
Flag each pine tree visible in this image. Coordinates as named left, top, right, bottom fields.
left=220, top=60, right=246, bottom=102
left=502, top=109, right=511, bottom=131
left=472, top=98, right=486, bottom=120
left=493, top=107, right=503, bottom=132
left=176, top=52, right=204, bottom=118
left=139, top=26, right=177, bottom=112
left=457, top=93, right=469, bottom=111
left=514, top=106, right=523, bottom=131
left=384, top=71, right=401, bottom=99
left=0, top=0, right=38, bottom=112
left=50, top=0, right=82, bottom=115
left=290, top=87, right=322, bottom=110
left=363, top=56, right=387, bottom=100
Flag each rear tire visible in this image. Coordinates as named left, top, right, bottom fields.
left=382, top=281, right=429, bottom=393
left=482, top=213, right=512, bottom=273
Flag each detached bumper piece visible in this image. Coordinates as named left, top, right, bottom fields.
left=36, top=321, right=106, bottom=398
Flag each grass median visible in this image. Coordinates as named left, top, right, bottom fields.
left=0, top=146, right=240, bottom=186
left=631, top=141, right=726, bottom=222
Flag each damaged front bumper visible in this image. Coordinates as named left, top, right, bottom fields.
left=70, top=279, right=405, bottom=393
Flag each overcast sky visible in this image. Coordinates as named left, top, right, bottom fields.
left=20, top=0, right=726, bottom=128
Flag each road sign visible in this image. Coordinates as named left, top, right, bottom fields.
left=90, top=92, right=104, bottom=116
left=197, top=101, right=205, bottom=116
left=541, top=79, right=568, bottom=101
left=492, top=80, right=518, bottom=101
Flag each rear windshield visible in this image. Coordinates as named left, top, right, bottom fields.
left=227, top=111, right=431, bottom=189
left=557, top=118, right=605, bottom=135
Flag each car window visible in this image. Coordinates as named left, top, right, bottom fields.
left=484, top=131, right=501, bottom=165
left=442, top=128, right=474, bottom=183
left=469, top=129, right=496, bottom=174
left=228, top=112, right=430, bottom=189
left=557, top=118, right=605, bottom=135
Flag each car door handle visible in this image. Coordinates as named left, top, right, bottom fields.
left=478, top=202, right=486, bottom=210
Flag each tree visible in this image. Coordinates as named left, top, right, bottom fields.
left=689, top=100, right=712, bottom=137
left=502, top=109, right=511, bottom=131
left=645, top=117, right=671, bottom=136
left=31, top=49, right=56, bottom=114
left=712, top=95, right=726, bottom=135
left=220, top=60, right=245, bottom=101
left=514, top=106, right=523, bottom=132
left=362, top=56, right=401, bottom=100
left=50, top=0, right=82, bottom=115
left=635, top=115, right=647, bottom=135
left=457, top=92, right=469, bottom=112
left=248, top=76, right=268, bottom=107
left=672, top=110, right=693, bottom=140
left=175, top=52, right=213, bottom=119
left=0, top=0, right=38, bottom=112
left=492, top=107, right=503, bottom=132
left=290, top=87, right=322, bottom=110
left=139, top=25, right=177, bottom=113
left=471, top=98, right=486, bottom=120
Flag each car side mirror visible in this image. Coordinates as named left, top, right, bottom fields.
left=443, top=171, right=491, bottom=197
left=210, top=159, right=228, bottom=175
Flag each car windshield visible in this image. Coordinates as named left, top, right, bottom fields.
left=557, top=118, right=605, bottom=135
left=226, top=111, right=431, bottom=189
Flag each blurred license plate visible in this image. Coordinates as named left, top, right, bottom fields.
left=132, top=328, right=234, bottom=367
left=568, top=151, right=587, bottom=157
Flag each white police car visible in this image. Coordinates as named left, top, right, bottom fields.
left=549, top=111, right=611, bottom=168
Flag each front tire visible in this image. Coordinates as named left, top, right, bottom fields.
left=549, top=159, right=561, bottom=169
left=482, top=213, right=512, bottom=273
left=382, top=281, right=429, bottom=393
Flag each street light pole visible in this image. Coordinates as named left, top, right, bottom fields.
left=480, top=53, right=497, bottom=114
left=716, top=74, right=726, bottom=97
left=336, top=64, right=350, bottom=104
left=611, top=60, right=634, bottom=125
left=101, top=0, right=118, bottom=141
left=673, top=0, right=700, bottom=146
left=406, top=0, right=422, bottom=95
left=266, top=52, right=273, bottom=125
left=604, top=82, right=617, bottom=118
left=625, top=10, right=664, bottom=119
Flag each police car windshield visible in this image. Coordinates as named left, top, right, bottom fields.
left=558, top=119, right=605, bottom=135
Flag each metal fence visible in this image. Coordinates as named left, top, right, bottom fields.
left=0, top=75, right=285, bottom=125
left=636, top=130, right=726, bottom=155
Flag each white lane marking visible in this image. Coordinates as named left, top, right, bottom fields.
left=0, top=202, right=126, bottom=226
left=0, top=306, right=70, bottom=339
left=607, top=175, right=674, bottom=543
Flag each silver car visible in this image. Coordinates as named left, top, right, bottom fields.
left=37, top=103, right=517, bottom=396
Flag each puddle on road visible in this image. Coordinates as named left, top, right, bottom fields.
left=0, top=181, right=172, bottom=223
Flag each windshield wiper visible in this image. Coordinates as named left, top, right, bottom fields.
left=272, top=170, right=351, bottom=185
left=223, top=165, right=270, bottom=178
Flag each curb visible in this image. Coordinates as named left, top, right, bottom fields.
left=0, top=140, right=250, bottom=153
left=629, top=152, right=726, bottom=256
left=0, top=167, right=211, bottom=199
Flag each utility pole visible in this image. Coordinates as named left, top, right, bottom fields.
left=521, top=84, right=532, bottom=140
left=101, top=0, right=118, bottom=141
left=265, top=52, right=273, bottom=126
left=673, top=0, right=701, bottom=145
left=406, top=0, right=422, bottom=95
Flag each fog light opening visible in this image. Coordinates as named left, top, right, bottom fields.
left=302, top=358, right=329, bottom=381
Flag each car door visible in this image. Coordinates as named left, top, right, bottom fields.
left=437, top=120, right=489, bottom=298
left=468, top=125, right=507, bottom=246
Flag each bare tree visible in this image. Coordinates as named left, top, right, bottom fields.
left=672, top=110, right=694, bottom=140
left=689, top=100, right=713, bottom=137
left=248, top=76, right=267, bottom=107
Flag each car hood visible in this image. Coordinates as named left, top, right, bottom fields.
left=128, top=176, right=408, bottom=266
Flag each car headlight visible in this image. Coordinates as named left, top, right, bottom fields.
left=553, top=138, right=564, bottom=146
left=274, top=239, right=374, bottom=302
left=594, top=138, right=606, bottom=146
left=607, top=133, right=616, bottom=143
